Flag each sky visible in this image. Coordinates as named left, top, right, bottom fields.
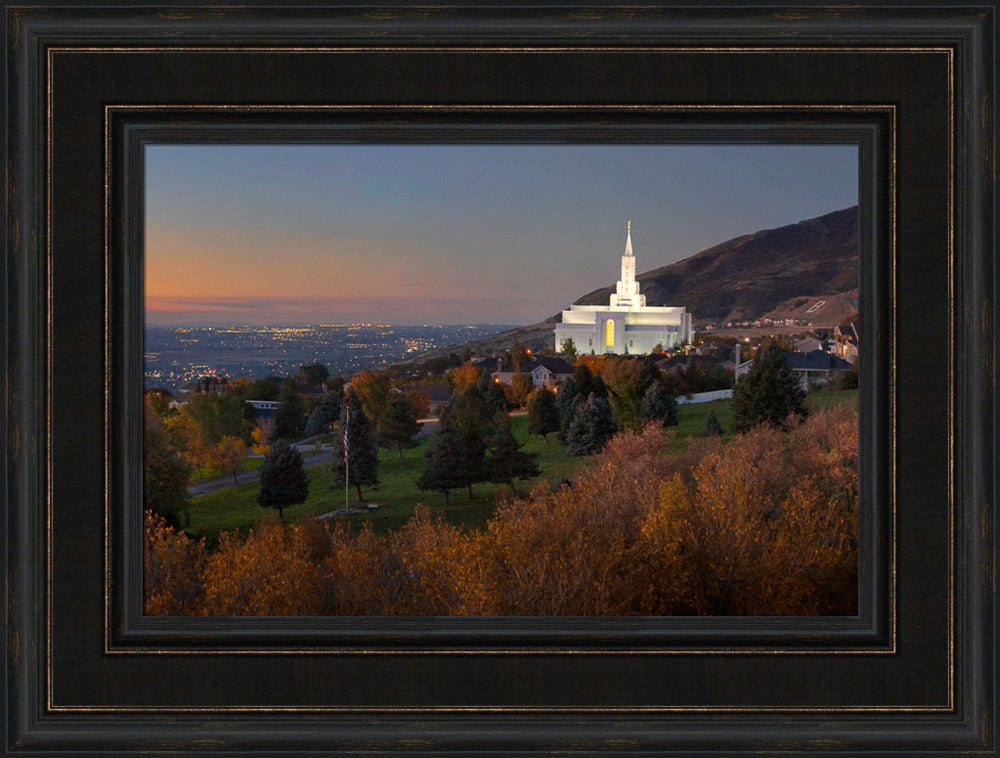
left=145, top=144, right=858, bottom=326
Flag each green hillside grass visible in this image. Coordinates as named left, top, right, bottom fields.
left=185, top=388, right=857, bottom=541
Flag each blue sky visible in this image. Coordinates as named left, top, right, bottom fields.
left=145, top=143, right=858, bottom=325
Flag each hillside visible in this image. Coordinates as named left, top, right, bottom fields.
left=575, top=205, right=858, bottom=325
left=407, top=206, right=859, bottom=363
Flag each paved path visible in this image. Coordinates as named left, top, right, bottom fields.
left=187, top=449, right=332, bottom=496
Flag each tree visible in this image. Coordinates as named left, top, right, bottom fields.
left=527, top=387, right=560, bottom=443
left=484, top=413, right=540, bottom=492
left=257, top=440, right=308, bottom=520
left=274, top=379, right=307, bottom=439
left=702, top=408, right=724, bottom=437
left=330, top=404, right=379, bottom=504
left=378, top=393, right=420, bottom=460
left=449, top=363, right=481, bottom=395
left=416, top=411, right=467, bottom=506
left=251, top=417, right=276, bottom=455
left=732, top=344, right=808, bottom=432
left=506, top=373, right=534, bottom=409
left=350, top=369, right=392, bottom=426
left=305, top=391, right=341, bottom=436
left=211, top=435, right=248, bottom=485
left=143, top=398, right=192, bottom=528
left=144, top=387, right=174, bottom=418
left=297, top=362, right=330, bottom=388
left=565, top=393, right=618, bottom=456
left=559, top=337, right=578, bottom=362
left=446, top=386, right=493, bottom=500
left=640, top=382, right=679, bottom=427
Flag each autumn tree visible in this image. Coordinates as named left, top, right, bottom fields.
left=211, top=434, right=247, bottom=485
left=506, top=372, right=534, bottom=409
left=330, top=402, right=379, bottom=504
left=640, top=381, right=679, bottom=427
left=449, top=363, right=481, bottom=395
left=484, top=413, right=540, bottom=493
left=565, top=393, right=618, bottom=456
left=144, top=387, right=174, bottom=418
left=602, top=357, right=659, bottom=431
left=143, top=398, right=192, bottom=527
left=527, top=387, right=560, bottom=443
left=257, top=440, right=308, bottom=520
left=251, top=417, right=276, bottom=455
left=732, top=344, right=808, bottom=431
left=378, top=393, right=420, bottom=460
left=350, top=369, right=392, bottom=427
left=143, top=511, right=205, bottom=615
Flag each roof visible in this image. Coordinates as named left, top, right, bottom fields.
left=495, top=355, right=575, bottom=375
left=402, top=385, right=452, bottom=402
left=783, top=350, right=852, bottom=371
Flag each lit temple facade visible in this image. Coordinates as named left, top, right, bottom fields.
left=554, top=222, right=693, bottom=355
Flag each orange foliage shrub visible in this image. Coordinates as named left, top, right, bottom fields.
left=145, top=406, right=859, bottom=616
left=143, top=511, right=206, bottom=615
left=198, top=520, right=324, bottom=615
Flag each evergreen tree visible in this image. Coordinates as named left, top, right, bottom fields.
left=304, top=390, right=341, bottom=436
left=447, top=386, right=493, bottom=500
left=378, top=393, right=420, bottom=460
left=527, top=387, right=560, bottom=443
left=257, top=440, right=308, bottom=520
left=640, top=382, right=679, bottom=427
left=732, top=344, right=808, bottom=432
left=484, top=413, right=540, bottom=492
left=330, top=403, right=379, bottom=504
left=572, top=364, right=595, bottom=398
left=483, top=381, right=509, bottom=417
left=555, top=377, right=577, bottom=425
left=274, top=379, right=307, bottom=439
left=416, top=410, right=466, bottom=506
left=702, top=408, right=724, bottom=437
left=565, top=393, right=618, bottom=456
left=559, top=337, right=578, bottom=362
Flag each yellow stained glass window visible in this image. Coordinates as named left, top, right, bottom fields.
left=605, top=319, right=615, bottom=348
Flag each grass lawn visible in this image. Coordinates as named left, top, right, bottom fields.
left=186, top=415, right=589, bottom=541
left=185, top=389, right=858, bottom=541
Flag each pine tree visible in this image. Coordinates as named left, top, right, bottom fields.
left=527, top=387, right=560, bottom=443
left=304, top=390, right=341, bottom=436
left=416, top=410, right=466, bottom=506
left=484, top=413, right=540, bottom=492
left=378, top=393, right=420, bottom=460
left=257, top=440, right=308, bottom=520
left=732, top=344, right=808, bottom=432
left=641, top=382, right=679, bottom=427
left=447, top=386, right=493, bottom=500
left=330, top=403, right=379, bottom=504
left=565, top=393, right=618, bottom=456
left=274, top=379, right=307, bottom=439
left=702, top=408, right=723, bottom=437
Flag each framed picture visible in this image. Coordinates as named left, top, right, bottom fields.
left=4, top=1, right=995, bottom=754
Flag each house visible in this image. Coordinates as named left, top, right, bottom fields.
left=783, top=350, right=853, bottom=389
left=492, top=355, right=575, bottom=388
left=833, top=322, right=859, bottom=364
left=395, top=385, right=452, bottom=417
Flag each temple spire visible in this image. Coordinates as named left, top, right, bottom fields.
left=625, top=220, right=633, bottom=256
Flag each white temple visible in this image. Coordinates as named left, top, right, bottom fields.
left=554, top=222, right=693, bottom=355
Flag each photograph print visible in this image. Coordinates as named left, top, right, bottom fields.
left=142, top=143, right=861, bottom=617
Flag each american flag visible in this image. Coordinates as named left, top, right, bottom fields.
left=343, top=409, right=350, bottom=463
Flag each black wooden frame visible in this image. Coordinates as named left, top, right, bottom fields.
left=4, top=2, right=996, bottom=755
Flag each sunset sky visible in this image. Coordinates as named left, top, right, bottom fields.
left=145, top=144, right=858, bottom=326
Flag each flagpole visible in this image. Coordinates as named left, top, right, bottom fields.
left=344, top=409, right=350, bottom=509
